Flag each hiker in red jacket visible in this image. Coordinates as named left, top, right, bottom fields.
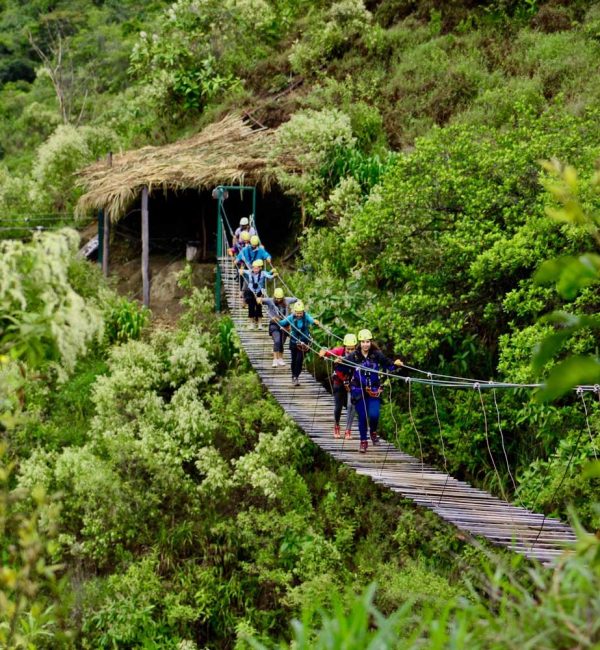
left=319, top=333, right=358, bottom=438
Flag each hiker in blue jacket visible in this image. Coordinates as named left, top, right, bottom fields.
left=263, top=287, right=297, bottom=367
left=278, top=301, right=320, bottom=386
left=239, top=259, right=276, bottom=329
left=236, top=235, right=271, bottom=271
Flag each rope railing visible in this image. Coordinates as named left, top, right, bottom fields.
left=218, top=234, right=580, bottom=562
left=220, top=223, right=600, bottom=396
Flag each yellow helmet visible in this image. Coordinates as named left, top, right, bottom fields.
left=240, top=231, right=251, bottom=242
left=293, top=301, right=305, bottom=313
left=357, top=328, right=373, bottom=341
left=251, top=259, right=264, bottom=268
left=274, top=287, right=284, bottom=299
left=343, top=333, right=357, bottom=347
left=250, top=235, right=260, bottom=246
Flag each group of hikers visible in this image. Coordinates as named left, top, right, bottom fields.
left=228, top=217, right=403, bottom=453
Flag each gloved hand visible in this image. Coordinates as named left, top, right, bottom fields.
left=394, top=359, right=403, bottom=367
left=318, top=349, right=326, bottom=358
left=256, top=297, right=262, bottom=305
left=313, top=319, right=321, bottom=326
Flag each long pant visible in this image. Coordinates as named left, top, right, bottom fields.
left=333, top=383, right=356, bottom=429
left=353, top=393, right=381, bottom=441
left=269, top=322, right=287, bottom=352
left=244, top=289, right=262, bottom=319
left=290, top=343, right=305, bottom=379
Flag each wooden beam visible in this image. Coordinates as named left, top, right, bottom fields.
left=101, top=152, right=112, bottom=277
left=141, top=186, right=150, bottom=307
left=101, top=211, right=109, bottom=276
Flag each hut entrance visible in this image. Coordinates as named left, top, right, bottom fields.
left=115, top=184, right=296, bottom=263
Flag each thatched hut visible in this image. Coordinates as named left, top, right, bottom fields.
left=76, top=114, right=296, bottom=306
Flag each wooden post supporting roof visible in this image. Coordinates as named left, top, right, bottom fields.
left=101, top=211, right=110, bottom=276
left=141, top=186, right=150, bottom=308
left=101, top=152, right=112, bottom=277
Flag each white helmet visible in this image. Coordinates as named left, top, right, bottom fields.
left=240, top=217, right=249, bottom=226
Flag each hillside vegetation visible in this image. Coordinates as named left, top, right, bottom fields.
left=2, top=0, right=600, bottom=647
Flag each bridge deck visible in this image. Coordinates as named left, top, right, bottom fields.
left=219, top=257, right=577, bottom=564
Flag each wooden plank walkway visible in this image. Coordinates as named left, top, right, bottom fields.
left=219, top=257, right=577, bottom=564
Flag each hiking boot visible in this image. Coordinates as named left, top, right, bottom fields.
left=257, top=322, right=263, bottom=330
left=344, top=429, right=352, bottom=439
left=370, top=432, right=381, bottom=446
left=359, top=440, right=368, bottom=453
left=333, top=424, right=341, bottom=439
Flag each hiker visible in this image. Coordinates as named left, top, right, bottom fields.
left=278, top=301, right=320, bottom=386
left=319, top=333, right=358, bottom=439
left=342, top=329, right=402, bottom=453
left=229, top=229, right=250, bottom=259
left=230, top=230, right=251, bottom=296
left=239, top=259, right=276, bottom=329
left=233, top=216, right=256, bottom=246
left=236, top=235, right=272, bottom=271
left=236, top=234, right=272, bottom=299
left=262, top=287, right=297, bottom=367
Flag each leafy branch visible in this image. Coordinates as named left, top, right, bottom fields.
left=533, top=159, right=600, bottom=400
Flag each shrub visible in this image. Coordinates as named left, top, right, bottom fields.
left=0, top=445, right=71, bottom=648
left=128, top=0, right=280, bottom=118
left=31, top=124, right=117, bottom=212
left=0, top=228, right=104, bottom=373
left=273, top=108, right=355, bottom=220
left=0, top=164, right=37, bottom=218
left=382, top=34, right=493, bottom=143
left=104, top=296, right=150, bottom=344
left=289, top=0, right=373, bottom=75
left=507, top=30, right=600, bottom=103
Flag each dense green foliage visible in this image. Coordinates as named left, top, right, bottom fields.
left=1, top=244, right=475, bottom=647
left=0, top=229, right=104, bottom=370
left=3, top=0, right=600, bottom=646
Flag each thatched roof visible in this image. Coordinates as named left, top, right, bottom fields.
left=75, top=114, right=279, bottom=223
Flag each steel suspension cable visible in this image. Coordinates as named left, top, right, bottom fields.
left=476, top=384, right=509, bottom=504
left=379, top=381, right=398, bottom=478
left=492, top=387, right=521, bottom=502
left=578, top=387, right=598, bottom=461
left=430, top=381, right=451, bottom=505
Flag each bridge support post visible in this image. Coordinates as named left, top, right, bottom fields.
left=212, top=184, right=257, bottom=312
left=215, top=187, right=224, bottom=312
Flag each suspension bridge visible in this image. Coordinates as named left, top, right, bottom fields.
left=216, top=233, right=579, bottom=564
